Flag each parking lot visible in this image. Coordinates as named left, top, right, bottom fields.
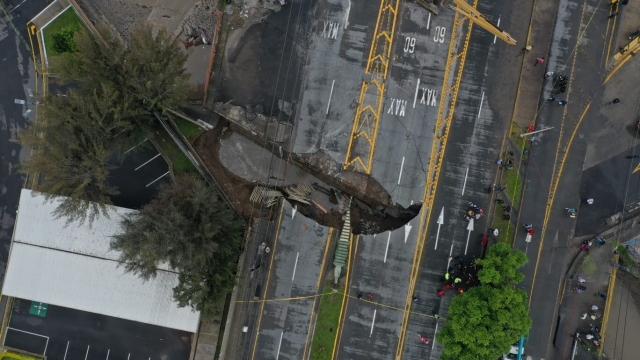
left=4, top=298, right=192, bottom=360
left=108, top=139, right=171, bottom=209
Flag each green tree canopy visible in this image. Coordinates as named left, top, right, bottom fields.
left=476, top=242, right=528, bottom=286
left=437, top=244, right=532, bottom=359
left=18, top=23, right=190, bottom=224
left=14, top=87, right=133, bottom=224
left=51, top=24, right=189, bottom=117
left=111, top=175, right=245, bottom=317
left=437, top=286, right=532, bottom=360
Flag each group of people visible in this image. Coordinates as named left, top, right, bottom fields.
left=496, top=151, right=516, bottom=170
left=574, top=322, right=602, bottom=347
left=464, top=202, right=485, bottom=220
left=442, top=256, right=481, bottom=295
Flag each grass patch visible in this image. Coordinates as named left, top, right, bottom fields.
left=492, top=207, right=514, bottom=244
left=174, top=118, right=204, bottom=144
left=154, top=126, right=196, bottom=174
left=309, top=282, right=343, bottom=360
left=503, top=168, right=524, bottom=209
left=510, top=122, right=527, bottom=152
left=617, top=245, right=636, bottom=267
left=42, top=7, right=84, bottom=57
left=0, top=351, right=42, bottom=360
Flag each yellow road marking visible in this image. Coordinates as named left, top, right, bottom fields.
left=529, top=0, right=592, bottom=315
left=599, top=253, right=618, bottom=353
left=331, top=233, right=357, bottom=360
left=344, top=0, right=401, bottom=173
left=394, top=4, right=477, bottom=358
left=301, top=228, right=334, bottom=360
left=633, top=162, right=640, bottom=174
left=249, top=201, right=286, bottom=360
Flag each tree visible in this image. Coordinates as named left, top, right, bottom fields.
left=52, top=26, right=78, bottom=54
left=437, top=286, right=532, bottom=360
left=437, top=244, right=532, bottom=359
left=18, top=23, right=189, bottom=224
left=111, top=175, right=245, bottom=317
left=15, top=88, right=130, bottom=224
left=476, top=242, right=528, bottom=286
left=51, top=24, right=189, bottom=118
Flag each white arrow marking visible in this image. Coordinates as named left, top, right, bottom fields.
left=434, top=207, right=445, bottom=249
left=447, top=243, right=454, bottom=268
left=465, top=218, right=474, bottom=255
left=292, top=205, right=297, bottom=219
left=404, top=222, right=412, bottom=243
left=384, top=232, right=391, bottom=263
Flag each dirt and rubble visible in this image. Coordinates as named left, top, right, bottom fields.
left=76, top=0, right=218, bottom=41
left=193, top=119, right=420, bottom=234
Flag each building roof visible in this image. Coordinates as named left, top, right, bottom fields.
left=2, top=189, right=200, bottom=333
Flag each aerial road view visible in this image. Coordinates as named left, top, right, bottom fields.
left=1, top=0, right=640, bottom=359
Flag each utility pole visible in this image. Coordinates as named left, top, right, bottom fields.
left=520, top=127, right=554, bottom=138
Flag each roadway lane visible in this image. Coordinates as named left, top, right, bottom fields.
left=247, top=202, right=333, bottom=360
left=0, top=0, right=48, bottom=284
left=514, top=0, right=613, bottom=358
left=333, top=2, right=458, bottom=359
left=400, top=0, right=518, bottom=357
left=292, top=0, right=379, bottom=159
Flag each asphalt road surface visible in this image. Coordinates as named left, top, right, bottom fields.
left=0, top=0, right=48, bottom=286
left=6, top=298, right=192, bottom=360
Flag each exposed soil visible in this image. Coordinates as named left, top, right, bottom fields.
left=194, top=120, right=276, bottom=219
left=193, top=120, right=420, bottom=233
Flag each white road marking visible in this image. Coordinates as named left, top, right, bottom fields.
left=292, top=205, right=297, bottom=219
left=477, top=92, right=485, bottom=118
left=6, top=327, right=48, bottom=338
left=125, top=138, right=149, bottom=154
left=276, top=332, right=284, bottom=360
left=461, top=167, right=469, bottom=195
left=370, top=310, right=377, bottom=337
left=494, top=16, right=501, bottom=44
left=135, top=153, right=161, bottom=170
left=465, top=218, right=474, bottom=255
left=404, top=222, right=412, bottom=243
left=384, top=232, right=391, bottom=263
left=326, top=80, right=336, bottom=114
left=85, top=345, right=90, bottom=360
left=427, top=13, right=432, bottom=30
left=63, top=341, right=69, bottom=360
left=292, top=252, right=299, bottom=281
left=127, top=354, right=130, bottom=360
left=146, top=171, right=170, bottom=187
left=432, top=323, right=438, bottom=349
left=345, top=0, right=351, bottom=29
left=413, top=79, right=421, bottom=108
left=434, top=207, right=444, bottom=249
left=106, top=349, right=110, bottom=360
left=398, top=156, right=405, bottom=184
left=447, top=244, right=454, bottom=268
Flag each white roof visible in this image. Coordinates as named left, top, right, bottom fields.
left=2, top=189, right=200, bottom=333
left=12, top=189, right=172, bottom=270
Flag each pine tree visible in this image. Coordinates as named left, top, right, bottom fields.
left=111, top=175, right=245, bottom=318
